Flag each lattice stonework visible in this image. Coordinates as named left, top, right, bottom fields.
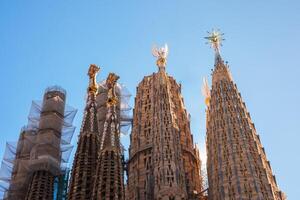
left=68, top=68, right=125, bottom=200
left=92, top=73, right=125, bottom=200
left=128, top=50, right=203, bottom=200
left=0, top=86, right=76, bottom=200
left=68, top=83, right=99, bottom=199
left=67, top=110, right=98, bottom=200
left=26, top=170, right=55, bottom=200
left=205, top=51, right=286, bottom=199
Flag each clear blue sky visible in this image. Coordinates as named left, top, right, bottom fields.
left=0, top=1, right=299, bottom=199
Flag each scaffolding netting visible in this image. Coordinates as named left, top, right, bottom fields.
left=27, top=100, right=42, bottom=130
left=0, top=89, right=77, bottom=199
left=27, top=101, right=77, bottom=132
left=60, top=144, right=74, bottom=163
left=2, top=143, right=17, bottom=165
left=99, top=80, right=133, bottom=136
left=0, top=161, right=13, bottom=182
left=64, top=105, right=77, bottom=126
left=45, top=85, right=67, bottom=96
left=61, top=126, right=76, bottom=145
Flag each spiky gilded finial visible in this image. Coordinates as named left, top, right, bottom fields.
left=88, top=64, right=100, bottom=96
left=152, top=44, right=169, bottom=70
left=106, top=73, right=120, bottom=106
left=205, top=29, right=225, bottom=54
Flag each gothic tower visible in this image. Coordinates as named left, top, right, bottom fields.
left=68, top=64, right=100, bottom=200
left=92, top=73, right=125, bottom=200
left=128, top=45, right=203, bottom=200
left=204, top=31, right=286, bottom=200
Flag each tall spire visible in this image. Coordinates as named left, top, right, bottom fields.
left=92, top=73, right=125, bottom=200
left=205, top=33, right=286, bottom=200
left=68, top=64, right=100, bottom=200
left=152, top=44, right=169, bottom=71
left=81, top=64, right=100, bottom=132
left=99, top=72, right=120, bottom=150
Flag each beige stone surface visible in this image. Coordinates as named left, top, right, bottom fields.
left=206, top=55, right=285, bottom=200
left=128, top=69, right=203, bottom=200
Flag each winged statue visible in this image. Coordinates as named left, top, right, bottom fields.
left=152, top=44, right=169, bottom=69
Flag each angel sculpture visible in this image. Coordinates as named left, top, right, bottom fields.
left=152, top=44, right=169, bottom=69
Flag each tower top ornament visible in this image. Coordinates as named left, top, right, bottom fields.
left=205, top=29, right=225, bottom=54
left=87, top=64, right=100, bottom=96
left=106, top=73, right=120, bottom=107
left=152, top=44, right=169, bottom=70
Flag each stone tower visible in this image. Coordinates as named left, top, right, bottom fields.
left=25, top=87, right=67, bottom=200
left=92, top=73, right=125, bottom=200
left=68, top=64, right=100, bottom=200
left=0, top=86, right=76, bottom=200
left=204, top=31, right=286, bottom=200
left=127, top=45, right=203, bottom=200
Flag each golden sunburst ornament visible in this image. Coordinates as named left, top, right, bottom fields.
left=204, top=29, right=225, bottom=53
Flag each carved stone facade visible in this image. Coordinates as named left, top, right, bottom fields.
left=127, top=66, right=203, bottom=200
left=67, top=93, right=99, bottom=200
left=206, top=53, right=286, bottom=200
left=26, top=170, right=55, bottom=200
left=68, top=65, right=100, bottom=200
left=68, top=68, right=125, bottom=200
